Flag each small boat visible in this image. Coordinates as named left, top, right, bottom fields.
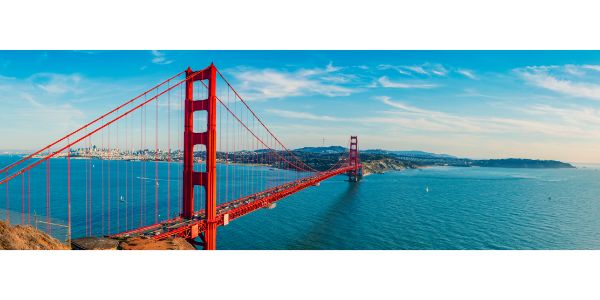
left=425, top=186, right=429, bottom=193
left=119, top=195, right=125, bottom=203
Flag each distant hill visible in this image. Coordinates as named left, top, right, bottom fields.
left=362, top=149, right=456, bottom=159
left=471, top=158, right=575, bottom=169
left=293, top=147, right=456, bottom=158
left=293, top=147, right=574, bottom=170
left=294, top=146, right=347, bottom=153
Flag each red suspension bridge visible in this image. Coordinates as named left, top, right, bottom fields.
left=0, top=64, right=362, bottom=250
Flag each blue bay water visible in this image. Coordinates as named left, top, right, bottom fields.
left=3, top=154, right=600, bottom=249
left=218, top=165, right=600, bottom=250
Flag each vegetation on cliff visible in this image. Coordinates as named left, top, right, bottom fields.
left=0, top=220, right=69, bottom=250
left=291, top=147, right=575, bottom=173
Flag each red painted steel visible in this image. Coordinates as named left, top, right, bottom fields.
left=110, top=68, right=364, bottom=249
left=112, top=163, right=361, bottom=242
left=2, top=63, right=363, bottom=250
left=348, top=136, right=361, bottom=182
left=0, top=71, right=185, bottom=177
left=0, top=72, right=194, bottom=186
left=182, top=64, right=218, bottom=250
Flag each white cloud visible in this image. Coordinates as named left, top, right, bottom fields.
left=374, top=96, right=484, bottom=132
left=151, top=50, right=173, bottom=65
left=406, top=66, right=428, bottom=75
left=377, top=64, right=412, bottom=75
left=325, top=62, right=341, bottom=72
left=377, top=63, right=450, bottom=77
left=523, top=104, right=600, bottom=128
left=226, top=64, right=359, bottom=100
left=582, top=65, right=600, bottom=72
left=517, top=65, right=600, bottom=101
left=265, top=109, right=343, bottom=121
left=30, top=73, right=83, bottom=94
left=320, top=75, right=352, bottom=83
left=457, top=69, right=477, bottom=80
left=377, top=76, right=438, bottom=89
left=374, top=96, right=600, bottom=139
left=564, top=64, right=585, bottom=76
left=522, top=71, right=600, bottom=100
left=0, top=74, right=88, bottom=149
left=0, top=72, right=147, bottom=150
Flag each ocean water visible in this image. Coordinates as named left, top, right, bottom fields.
left=3, top=154, right=600, bottom=249
left=217, top=165, right=600, bottom=250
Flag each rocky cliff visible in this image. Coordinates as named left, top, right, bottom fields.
left=361, top=158, right=411, bottom=175
left=0, top=220, right=69, bottom=250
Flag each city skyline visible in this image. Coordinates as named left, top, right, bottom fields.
left=3, top=51, right=600, bottom=163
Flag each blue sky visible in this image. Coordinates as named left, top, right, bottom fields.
left=2, top=50, right=600, bottom=163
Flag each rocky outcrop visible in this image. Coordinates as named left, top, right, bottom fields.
left=118, top=236, right=195, bottom=250
left=71, top=237, right=120, bottom=250
left=362, top=158, right=409, bottom=175
left=0, top=220, right=69, bottom=250
left=71, top=236, right=196, bottom=250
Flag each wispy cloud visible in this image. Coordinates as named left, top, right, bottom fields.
left=582, top=65, right=600, bottom=72
left=406, top=66, right=429, bottom=75
left=374, top=96, right=484, bottom=132
left=377, top=76, right=438, bottom=89
left=377, top=63, right=454, bottom=78
left=226, top=63, right=359, bottom=100
left=457, top=69, right=477, bottom=80
left=522, top=103, right=600, bottom=128
left=151, top=50, right=173, bottom=65
left=30, top=73, right=83, bottom=94
left=0, top=74, right=87, bottom=149
left=0, top=72, right=145, bottom=150
left=374, top=96, right=600, bottom=139
left=517, top=65, right=600, bottom=101
left=377, top=64, right=411, bottom=75
left=265, top=108, right=343, bottom=121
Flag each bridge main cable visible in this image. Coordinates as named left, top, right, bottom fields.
left=0, top=70, right=202, bottom=185
left=214, top=68, right=319, bottom=173
left=0, top=70, right=185, bottom=177
left=214, top=93, right=316, bottom=173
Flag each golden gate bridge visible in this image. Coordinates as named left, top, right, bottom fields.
left=0, top=64, right=362, bottom=250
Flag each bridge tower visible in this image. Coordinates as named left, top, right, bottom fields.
left=348, top=136, right=362, bottom=182
left=183, top=64, right=217, bottom=250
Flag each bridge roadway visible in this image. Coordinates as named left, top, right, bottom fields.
left=111, top=164, right=360, bottom=241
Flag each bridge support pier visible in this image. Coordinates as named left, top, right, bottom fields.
left=183, top=64, right=218, bottom=250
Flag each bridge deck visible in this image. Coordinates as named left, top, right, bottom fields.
left=111, top=165, right=359, bottom=241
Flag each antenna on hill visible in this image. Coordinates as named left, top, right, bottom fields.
left=322, top=137, right=325, bottom=146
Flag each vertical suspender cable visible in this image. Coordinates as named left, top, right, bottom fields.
left=21, top=173, right=24, bottom=224
left=155, top=89, right=159, bottom=223
left=67, top=138, right=71, bottom=243
left=117, top=110, right=120, bottom=232
left=101, top=119, right=105, bottom=235
left=167, top=81, right=171, bottom=218
left=27, top=171, right=30, bottom=224
left=5, top=181, right=8, bottom=223
left=108, top=124, right=111, bottom=234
